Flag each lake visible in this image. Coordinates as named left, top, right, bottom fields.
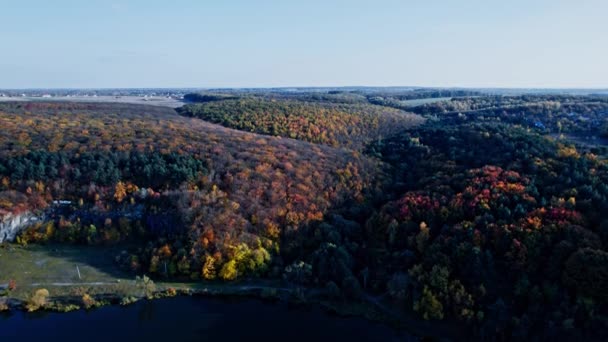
left=0, top=296, right=416, bottom=341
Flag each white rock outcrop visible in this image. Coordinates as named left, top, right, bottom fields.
left=0, top=212, right=39, bottom=243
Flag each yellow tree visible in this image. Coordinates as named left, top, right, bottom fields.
left=202, top=255, right=217, bottom=280
left=114, top=181, right=127, bottom=203
left=219, top=260, right=238, bottom=280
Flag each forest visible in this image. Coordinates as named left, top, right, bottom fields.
left=1, top=91, right=608, bottom=340
left=177, top=97, right=423, bottom=149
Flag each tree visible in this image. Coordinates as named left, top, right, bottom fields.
left=149, top=255, right=160, bottom=274
left=414, top=286, right=444, bottom=320
left=86, top=224, right=97, bottom=244
left=26, top=288, right=49, bottom=312
left=448, top=280, right=475, bottom=320
left=219, top=260, right=238, bottom=281
left=388, top=272, right=410, bottom=300
left=114, top=181, right=127, bottom=203
left=428, top=265, right=449, bottom=294
left=7, top=279, right=16, bottom=292
left=177, top=256, right=191, bottom=276
left=416, top=222, right=430, bottom=253
left=600, top=119, right=608, bottom=137
left=202, top=255, right=217, bottom=280
left=137, top=275, right=156, bottom=299
left=82, top=293, right=97, bottom=309
left=563, top=248, right=608, bottom=302
left=159, top=244, right=172, bottom=258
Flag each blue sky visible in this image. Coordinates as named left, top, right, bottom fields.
left=0, top=0, right=606, bottom=88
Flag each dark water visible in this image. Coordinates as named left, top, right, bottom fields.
left=0, top=297, right=415, bottom=341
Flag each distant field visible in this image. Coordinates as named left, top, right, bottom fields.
left=0, top=96, right=185, bottom=108
left=398, top=97, right=452, bottom=107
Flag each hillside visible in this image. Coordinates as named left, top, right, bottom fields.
left=177, top=97, right=424, bottom=149
left=0, top=101, right=383, bottom=282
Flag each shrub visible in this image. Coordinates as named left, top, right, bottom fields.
left=26, top=289, right=50, bottom=312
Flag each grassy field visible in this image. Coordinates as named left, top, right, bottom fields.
left=0, top=244, right=291, bottom=304
left=0, top=244, right=137, bottom=301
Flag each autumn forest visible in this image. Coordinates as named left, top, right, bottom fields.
left=1, top=89, right=608, bottom=340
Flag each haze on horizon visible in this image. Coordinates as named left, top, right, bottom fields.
left=1, top=0, right=607, bottom=89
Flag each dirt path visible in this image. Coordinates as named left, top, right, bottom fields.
left=26, top=279, right=290, bottom=293
left=29, top=282, right=127, bottom=287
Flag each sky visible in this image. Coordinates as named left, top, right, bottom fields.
left=0, top=0, right=607, bottom=89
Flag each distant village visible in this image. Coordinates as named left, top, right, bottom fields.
left=0, top=88, right=198, bottom=100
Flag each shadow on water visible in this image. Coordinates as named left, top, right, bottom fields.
left=0, top=296, right=416, bottom=342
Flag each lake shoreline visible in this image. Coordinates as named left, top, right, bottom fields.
left=2, top=278, right=467, bottom=340
left=0, top=295, right=417, bottom=341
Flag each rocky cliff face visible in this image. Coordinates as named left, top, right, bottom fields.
left=0, top=212, right=39, bottom=243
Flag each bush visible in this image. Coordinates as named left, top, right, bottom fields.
left=82, top=294, right=97, bottom=309
left=0, top=298, right=9, bottom=311
left=26, top=288, right=49, bottom=312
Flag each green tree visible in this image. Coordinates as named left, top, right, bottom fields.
left=137, top=275, right=156, bottom=299
left=429, top=265, right=449, bottom=294
left=563, top=248, right=608, bottom=302
left=86, top=224, right=97, bottom=244
left=414, top=286, right=444, bottom=320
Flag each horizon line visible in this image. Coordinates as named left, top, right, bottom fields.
left=1, top=85, right=608, bottom=91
